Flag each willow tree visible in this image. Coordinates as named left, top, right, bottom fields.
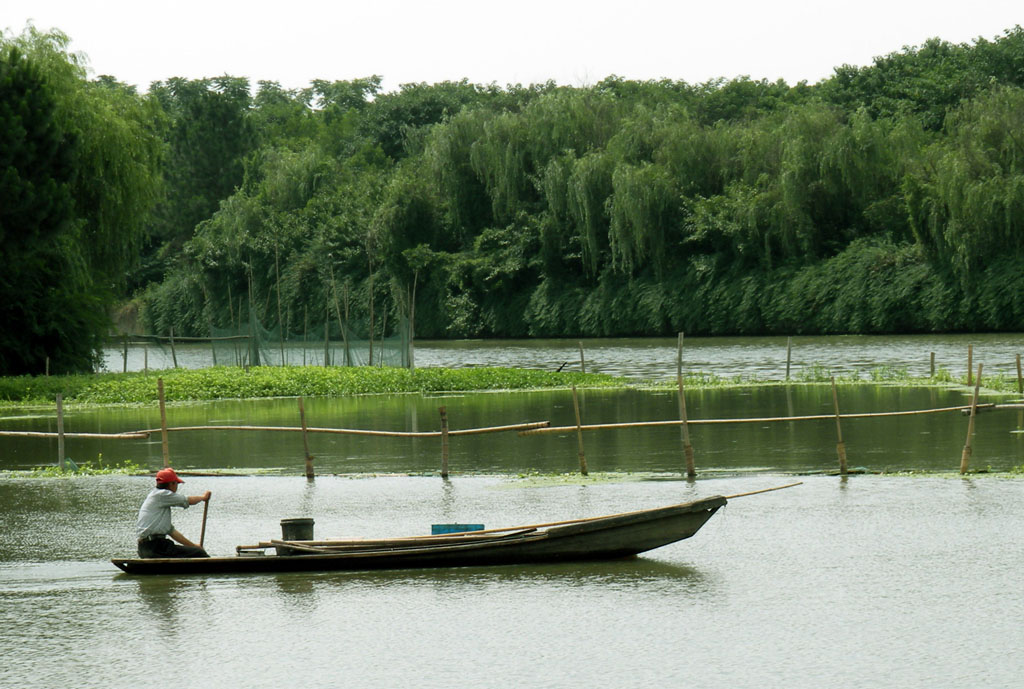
left=8, top=26, right=163, bottom=293
left=905, top=85, right=1024, bottom=276
left=608, top=162, right=679, bottom=276
left=1, top=27, right=163, bottom=373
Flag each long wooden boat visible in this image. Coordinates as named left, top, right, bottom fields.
left=111, top=495, right=727, bottom=575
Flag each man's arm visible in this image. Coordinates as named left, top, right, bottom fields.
left=187, top=491, right=212, bottom=506
left=168, top=528, right=200, bottom=548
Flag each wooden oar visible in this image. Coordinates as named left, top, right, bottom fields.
left=723, top=481, right=802, bottom=500
left=200, top=496, right=210, bottom=548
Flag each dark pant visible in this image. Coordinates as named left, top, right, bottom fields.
left=138, top=535, right=209, bottom=559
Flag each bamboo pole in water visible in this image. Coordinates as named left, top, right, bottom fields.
left=832, top=377, right=848, bottom=475
left=440, top=406, right=450, bottom=479
left=930, top=352, right=935, bottom=378
left=578, top=342, right=586, bottom=374
left=169, top=328, right=178, bottom=369
left=786, top=337, right=792, bottom=380
left=961, top=363, right=982, bottom=474
left=571, top=385, right=589, bottom=476
left=678, top=373, right=695, bottom=478
left=298, top=396, right=314, bottom=480
left=967, top=344, right=973, bottom=386
left=676, top=332, right=684, bottom=381
left=56, top=393, right=66, bottom=471
left=1016, top=354, right=1022, bottom=396
left=157, top=378, right=170, bottom=467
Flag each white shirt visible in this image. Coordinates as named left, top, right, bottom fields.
left=135, top=487, right=189, bottom=539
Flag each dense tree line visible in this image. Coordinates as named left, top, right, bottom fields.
left=2, top=25, right=1024, bottom=373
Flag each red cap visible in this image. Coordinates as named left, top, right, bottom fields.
left=155, top=468, right=184, bottom=484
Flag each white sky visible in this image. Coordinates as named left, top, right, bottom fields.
left=3, top=1, right=1022, bottom=94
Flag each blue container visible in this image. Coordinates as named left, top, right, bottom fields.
left=431, top=523, right=485, bottom=535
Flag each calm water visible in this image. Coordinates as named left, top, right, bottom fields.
left=5, top=336, right=1024, bottom=687
left=2, top=475, right=1022, bottom=688
left=3, top=386, right=1023, bottom=474
left=103, top=332, right=1024, bottom=380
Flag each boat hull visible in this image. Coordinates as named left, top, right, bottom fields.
left=111, top=495, right=726, bottom=575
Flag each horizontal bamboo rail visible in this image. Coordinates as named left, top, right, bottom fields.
left=0, top=430, right=150, bottom=439
left=517, top=403, right=997, bottom=436
left=136, top=420, right=551, bottom=439
left=3, top=403, right=1004, bottom=442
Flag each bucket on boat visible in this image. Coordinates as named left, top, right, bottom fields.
left=280, top=518, right=315, bottom=541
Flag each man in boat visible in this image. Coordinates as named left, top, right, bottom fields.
left=135, top=468, right=211, bottom=558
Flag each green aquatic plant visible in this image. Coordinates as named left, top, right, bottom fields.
left=23, top=453, right=142, bottom=477
left=0, top=366, right=627, bottom=405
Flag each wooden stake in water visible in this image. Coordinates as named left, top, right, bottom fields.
left=930, top=352, right=935, bottom=378
left=122, top=334, right=128, bottom=373
left=157, top=377, right=170, bottom=468
left=678, top=374, right=695, bottom=478
left=832, top=377, right=848, bottom=475
left=56, top=393, right=66, bottom=471
left=967, top=344, right=973, bottom=386
left=298, top=396, right=315, bottom=480
left=786, top=337, right=792, bottom=381
left=571, top=385, right=589, bottom=476
left=676, top=332, right=684, bottom=381
left=439, top=406, right=450, bottom=479
left=1016, top=354, right=1022, bottom=396
left=578, top=342, right=586, bottom=374
left=323, top=316, right=330, bottom=368
left=961, top=363, right=982, bottom=475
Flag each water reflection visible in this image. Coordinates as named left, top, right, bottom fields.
left=3, top=385, right=1022, bottom=474
left=253, top=556, right=711, bottom=592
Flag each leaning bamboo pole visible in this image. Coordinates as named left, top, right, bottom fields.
left=678, top=374, right=695, bottom=478
left=56, top=393, right=66, bottom=471
left=157, top=377, right=170, bottom=467
left=298, top=396, right=314, bottom=480
left=832, top=377, right=848, bottom=475
left=439, top=406, right=450, bottom=479
left=571, top=385, right=588, bottom=476
left=961, top=363, right=983, bottom=475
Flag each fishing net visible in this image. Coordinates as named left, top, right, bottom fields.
left=208, top=313, right=411, bottom=368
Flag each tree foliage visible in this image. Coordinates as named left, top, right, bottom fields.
left=6, top=23, right=1024, bottom=373
left=0, top=27, right=163, bottom=373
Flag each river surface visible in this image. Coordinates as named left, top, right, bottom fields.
left=103, top=332, right=1024, bottom=381
left=4, top=335, right=1024, bottom=687
left=3, top=386, right=1024, bottom=474
left=2, top=475, right=1022, bottom=689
